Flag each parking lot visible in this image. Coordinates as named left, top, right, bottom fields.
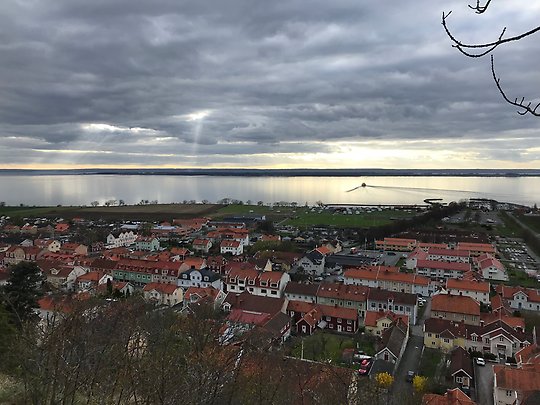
left=496, top=237, right=540, bottom=278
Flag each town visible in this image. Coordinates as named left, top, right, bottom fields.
left=0, top=200, right=540, bottom=405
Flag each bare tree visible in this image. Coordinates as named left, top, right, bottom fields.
left=442, top=1, right=540, bottom=115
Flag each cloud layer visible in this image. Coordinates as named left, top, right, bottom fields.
left=0, top=0, right=539, bottom=168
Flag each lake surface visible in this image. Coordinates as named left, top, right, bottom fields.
left=1, top=175, right=539, bottom=207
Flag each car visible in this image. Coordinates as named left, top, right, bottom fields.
left=314, top=276, right=323, bottom=282
left=475, top=357, right=486, bottom=366
left=406, top=371, right=415, bottom=382
left=418, top=301, right=425, bottom=307
left=358, top=359, right=372, bottom=376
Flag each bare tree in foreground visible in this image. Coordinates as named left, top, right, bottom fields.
left=442, top=1, right=540, bottom=116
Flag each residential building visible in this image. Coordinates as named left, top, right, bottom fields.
left=367, top=288, right=418, bottom=324
left=344, top=266, right=432, bottom=297
left=192, top=238, right=212, bottom=254
left=375, top=237, right=417, bottom=252
left=287, top=300, right=359, bottom=335
left=113, top=259, right=182, bottom=286
left=134, top=236, right=160, bottom=251
left=143, top=282, right=183, bottom=306
left=450, top=347, right=474, bottom=392
left=364, top=310, right=409, bottom=336
left=493, top=365, right=540, bottom=405
left=475, top=254, right=508, bottom=281
left=316, top=283, right=369, bottom=317
left=106, top=231, right=137, bottom=248
left=496, top=285, right=540, bottom=312
left=220, top=240, right=243, bottom=255
left=76, top=271, right=112, bottom=292
left=183, top=286, right=226, bottom=309
left=226, top=268, right=290, bottom=298
left=431, top=294, right=481, bottom=326
left=59, top=243, right=88, bottom=256
left=423, top=388, right=477, bottom=405
left=284, top=281, right=319, bottom=303
left=445, top=279, right=491, bottom=304
left=416, top=259, right=471, bottom=280
left=177, top=267, right=223, bottom=291
left=3, top=245, right=43, bottom=266
left=457, top=242, right=496, bottom=257
left=374, top=318, right=409, bottom=370
left=296, top=250, right=325, bottom=275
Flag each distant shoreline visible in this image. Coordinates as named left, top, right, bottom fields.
left=1, top=168, right=540, bottom=177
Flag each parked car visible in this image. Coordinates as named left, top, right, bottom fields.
left=406, top=371, right=415, bottom=382
left=475, top=357, right=486, bottom=366
left=358, top=359, right=372, bottom=376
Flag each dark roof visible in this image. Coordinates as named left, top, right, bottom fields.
left=325, top=254, right=378, bottom=267
left=223, top=292, right=285, bottom=316
left=368, top=288, right=417, bottom=305
left=284, top=281, right=320, bottom=297
left=450, top=347, right=473, bottom=379
left=181, top=268, right=221, bottom=281
left=262, top=312, right=291, bottom=336
left=377, top=319, right=408, bottom=358
left=303, top=250, right=324, bottom=264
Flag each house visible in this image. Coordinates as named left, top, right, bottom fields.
left=34, top=239, right=61, bottom=252
left=143, top=282, right=183, bottom=306
left=284, top=281, right=319, bottom=303
left=457, top=242, right=496, bottom=257
left=423, top=317, right=531, bottom=357
left=113, top=259, right=182, bottom=286
left=170, top=247, right=191, bottom=260
left=183, top=286, right=226, bottom=309
left=496, top=285, right=540, bottom=312
left=206, top=255, right=228, bottom=274
left=3, top=245, right=43, bottom=265
left=431, top=294, right=481, bottom=326
left=106, top=231, right=137, bottom=248
left=225, top=268, right=290, bottom=298
left=426, top=248, right=470, bottom=263
left=316, top=283, right=369, bottom=317
left=192, top=238, right=212, bottom=253
left=374, top=318, right=409, bottom=370
left=38, top=260, right=88, bottom=291
left=296, top=250, right=325, bottom=275
left=445, top=279, right=491, bottom=304
left=344, top=266, right=432, bottom=297
left=287, top=300, right=359, bottom=335
left=96, top=281, right=134, bottom=296
left=415, top=259, right=471, bottom=281
left=179, top=257, right=207, bottom=272
left=59, top=243, right=88, bottom=256
left=134, top=236, right=160, bottom=251
left=220, top=240, right=243, bottom=256
left=375, top=237, right=417, bottom=252
left=76, top=271, right=112, bottom=292
left=54, top=223, right=70, bottom=233
left=423, top=388, right=477, bottom=405
left=177, top=267, right=223, bottom=291
left=222, top=291, right=287, bottom=315
left=364, top=310, right=409, bottom=336
left=450, top=347, right=474, bottom=392
left=366, top=288, right=419, bottom=324
left=475, top=254, right=508, bottom=281
left=493, top=364, right=540, bottom=405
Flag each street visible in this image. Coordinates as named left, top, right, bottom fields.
left=474, top=362, right=494, bottom=405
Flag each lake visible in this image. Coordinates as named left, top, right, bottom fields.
left=1, top=175, right=539, bottom=207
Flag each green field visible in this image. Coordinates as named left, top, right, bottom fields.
left=284, top=209, right=415, bottom=228
left=518, top=214, right=540, bottom=234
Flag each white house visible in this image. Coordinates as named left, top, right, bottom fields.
left=106, top=231, right=138, bottom=248
left=446, top=278, right=491, bottom=304
left=143, top=282, right=183, bottom=307
left=220, top=240, right=243, bottom=256
left=177, top=268, right=223, bottom=291
left=476, top=254, right=508, bottom=281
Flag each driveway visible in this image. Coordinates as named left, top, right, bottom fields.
left=474, top=362, right=494, bottom=405
left=391, top=335, right=424, bottom=403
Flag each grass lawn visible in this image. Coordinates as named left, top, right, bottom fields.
left=518, top=214, right=540, bottom=234
left=284, top=209, right=415, bottom=229
left=503, top=268, right=540, bottom=289
left=0, top=204, right=223, bottom=221
left=418, top=348, right=443, bottom=377
left=290, top=332, right=374, bottom=364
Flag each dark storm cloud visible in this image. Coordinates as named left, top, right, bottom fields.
left=0, top=0, right=539, bottom=167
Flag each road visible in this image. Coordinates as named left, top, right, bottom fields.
left=474, top=362, right=494, bottom=405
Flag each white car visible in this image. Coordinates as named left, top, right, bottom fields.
left=475, top=357, right=486, bottom=366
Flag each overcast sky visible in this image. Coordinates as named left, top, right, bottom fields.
left=1, top=0, right=539, bottom=169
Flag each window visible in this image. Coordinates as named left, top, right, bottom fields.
left=337, top=318, right=342, bottom=323
left=260, top=281, right=267, bottom=287
left=329, top=324, right=334, bottom=329
left=347, top=320, right=352, bottom=325
left=428, top=333, right=432, bottom=337
left=443, top=338, right=450, bottom=343
left=326, top=316, right=331, bottom=321
left=271, top=290, right=277, bottom=295
left=456, top=377, right=462, bottom=383
left=506, top=391, right=512, bottom=397
left=248, top=279, right=255, bottom=285
left=500, top=337, right=504, bottom=342
left=347, top=326, right=352, bottom=332
left=261, top=289, right=267, bottom=294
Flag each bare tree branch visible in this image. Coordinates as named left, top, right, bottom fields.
left=442, top=2, right=540, bottom=116
left=491, top=55, right=540, bottom=116
left=468, top=0, right=492, bottom=14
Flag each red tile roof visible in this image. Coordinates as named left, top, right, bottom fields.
left=446, top=278, right=490, bottom=293
left=417, top=260, right=471, bottom=272
left=423, top=388, right=476, bottom=405
left=364, top=310, right=409, bottom=328
left=431, top=294, right=480, bottom=316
